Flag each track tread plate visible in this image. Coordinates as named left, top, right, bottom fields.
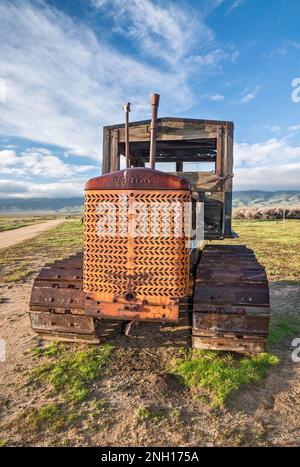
left=192, top=244, right=270, bottom=353
left=29, top=253, right=98, bottom=341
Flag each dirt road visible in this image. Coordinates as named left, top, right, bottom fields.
left=0, top=220, right=65, bottom=249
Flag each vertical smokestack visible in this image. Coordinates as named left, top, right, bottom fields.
left=123, top=102, right=131, bottom=168
left=149, top=93, right=160, bottom=170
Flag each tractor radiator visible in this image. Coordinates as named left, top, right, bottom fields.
left=83, top=168, right=191, bottom=322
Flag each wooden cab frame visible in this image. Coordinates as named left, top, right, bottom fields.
left=102, top=117, right=234, bottom=240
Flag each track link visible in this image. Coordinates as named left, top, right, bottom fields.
left=29, top=252, right=101, bottom=343
left=192, top=244, right=270, bottom=354
left=29, top=245, right=271, bottom=353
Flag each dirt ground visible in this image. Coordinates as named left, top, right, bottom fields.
left=0, top=276, right=299, bottom=447
left=0, top=219, right=65, bottom=249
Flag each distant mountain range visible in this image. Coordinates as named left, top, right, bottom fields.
left=0, top=191, right=299, bottom=212
left=0, top=197, right=84, bottom=213
left=232, top=191, right=300, bottom=208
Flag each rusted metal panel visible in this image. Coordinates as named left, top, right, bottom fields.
left=193, top=312, right=269, bottom=336
left=192, top=335, right=267, bottom=354
left=30, top=312, right=96, bottom=335
left=84, top=181, right=190, bottom=314
left=195, top=267, right=266, bottom=283
left=193, top=283, right=269, bottom=306
left=193, top=303, right=270, bottom=315
left=84, top=167, right=191, bottom=323
left=85, top=167, right=191, bottom=191
left=45, top=255, right=83, bottom=268
left=192, top=244, right=270, bottom=353
left=29, top=254, right=98, bottom=342
left=36, top=267, right=83, bottom=282
left=30, top=286, right=85, bottom=311
left=85, top=297, right=178, bottom=322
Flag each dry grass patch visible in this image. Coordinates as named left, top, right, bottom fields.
left=0, top=220, right=83, bottom=282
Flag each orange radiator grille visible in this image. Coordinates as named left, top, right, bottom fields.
left=83, top=190, right=190, bottom=304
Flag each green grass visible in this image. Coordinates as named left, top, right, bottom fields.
left=171, top=350, right=279, bottom=407
left=268, top=314, right=300, bottom=344
left=216, top=219, right=300, bottom=281
left=24, top=403, right=65, bottom=431
left=1, top=218, right=299, bottom=283
left=31, top=341, right=61, bottom=358
left=0, top=219, right=83, bottom=282
left=23, top=342, right=112, bottom=433
left=31, top=343, right=112, bottom=402
left=22, top=402, right=80, bottom=433
left=136, top=405, right=167, bottom=422
left=0, top=439, right=7, bottom=447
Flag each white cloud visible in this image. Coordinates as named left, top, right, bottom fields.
left=288, top=124, right=300, bottom=131
left=0, top=0, right=236, bottom=164
left=189, top=49, right=228, bottom=67
left=0, top=148, right=96, bottom=178
left=0, top=179, right=84, bottom=198
left=0, top=0, right=233, bottom=166
left=0, top=1, right=196, bottom=160
left=230, top=50, right=240, bottom=62
left=226, top=0, right=245, bottom=15
left=0, top=180, right=29, bottom=195
left=234, top=138, right=300, bottom=190
left=0, top=150, right=19, bottom=166
left=262, top=124, right=281, bottom=134
left=235, top=138, right=300, bottom=166
left=240, top=85, right=261, bottom=103
left=268, top=125, right=281, bottom=133
left=2, top=1, right=296, bottom=196
left=91, top=0, right=211, bottom=64
left=234, top=164, right=300, bottom=190
left=209, top=93, right=224, bottom=101
left=267, top=40, right=300, bottom=57
left=1, top=137, right=299, bottom=195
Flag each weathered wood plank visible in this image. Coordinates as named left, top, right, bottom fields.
left=102, top=129, right=110, bottom=174
left=111, top=129, right=119, bottom=172
left=118, top=121, right=219, bottom=142
left=171, top=172, right=221, bottom=191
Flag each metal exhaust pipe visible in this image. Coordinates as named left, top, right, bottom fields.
left=149, top=93, right=160, bottom=170
left=123, top=102, right=131, bottom=168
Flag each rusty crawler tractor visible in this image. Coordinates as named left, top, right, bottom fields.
left=29, top=94, right=270, bottom=353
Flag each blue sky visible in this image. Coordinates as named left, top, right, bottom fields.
left=0, top=0, right=300, bottom=197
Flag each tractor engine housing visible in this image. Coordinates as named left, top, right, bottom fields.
left=83, top=167, right=191, bottom=322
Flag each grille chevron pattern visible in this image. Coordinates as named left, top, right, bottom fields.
left=83, top=190, right=190, bottom=301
